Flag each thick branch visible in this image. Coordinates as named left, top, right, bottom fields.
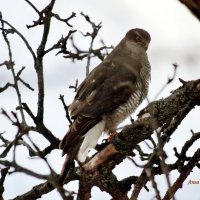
left=10, top=168, right=78, bottom=200
left=84, top=79, right=200, bottom=172
left=0, top=167, right=9, bottom=199
left=10, top=181, right=54, bottom=200
left=179, top=0, right=200, bottom=21
left=35, top=0, right=56, bottom=122
left=77, top=182, right=92, bottom=200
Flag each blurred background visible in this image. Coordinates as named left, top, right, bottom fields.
left=0, top=0, right=200, bottom=199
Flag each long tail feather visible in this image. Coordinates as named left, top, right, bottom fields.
left=59, top=154, right=75, bottom=183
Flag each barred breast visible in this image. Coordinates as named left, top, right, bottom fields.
left=104, top=62, right=150, bottom=132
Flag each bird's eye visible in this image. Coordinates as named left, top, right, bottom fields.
left=135, top=35, right=142, bottom=42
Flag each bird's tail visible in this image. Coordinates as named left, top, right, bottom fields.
left=59, top=154, right=75, bottom=183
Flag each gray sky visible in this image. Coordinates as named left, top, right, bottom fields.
left=1, top=0, right=200, bottom=199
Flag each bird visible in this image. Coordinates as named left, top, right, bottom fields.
left=59, top=28, right=151, bottom=182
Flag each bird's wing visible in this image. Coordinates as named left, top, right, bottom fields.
left=60, top=59, right=140, bottom=155
left=71, top=59, right=140, bottom=117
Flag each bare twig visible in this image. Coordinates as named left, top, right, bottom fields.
left=26, top=135, right=68, bottom=200
left=61, top=21, right=112, bottom=63
left=59, top=95, right=72, bottom=125
left=0, top=82, right=14, bottom=92
left=24, top=0, right=40, bottom=15
left=154, top=63, right=178, bottom=99
left=0, top=109, right=34, bottom=158
left=148, top=169, right=162, bottom=200
left=0, top=14, right=36, bottom=61
left=69, top=79, right=78, bottom=92
left=16, top=67, right=34, bottom=91
left=163, top=148, right=200, bottom=200
left=0, top=18, right=25, bottom=122
left=52, top=12, right=76, bottom=27
left=80, top=12, right=102, bottom=76
left=154, top=128, right=175, bottom=200
left=0, top=160, right=48, bottom=180
left=45, top=30, right=77, bottom=55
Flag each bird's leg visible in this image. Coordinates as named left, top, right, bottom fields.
left=107, top=131, right=118, bottom=142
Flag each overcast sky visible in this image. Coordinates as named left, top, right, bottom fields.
left=1, top=0, right=200, bottom=200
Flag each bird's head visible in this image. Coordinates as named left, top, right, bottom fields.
left=125, top=28, right=151, bottom=51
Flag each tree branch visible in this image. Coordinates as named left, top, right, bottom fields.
left=35, top=0, right=56, bottom=122
left=163, top=148, right=200, bottom=200
left=179, top=0, right=200, bottom=21
left=84, top=79, right=200, bottom=173
left=0, top=167, right=9, bottom=199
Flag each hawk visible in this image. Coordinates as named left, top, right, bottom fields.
left=59, top=28, right=151, bottom=182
